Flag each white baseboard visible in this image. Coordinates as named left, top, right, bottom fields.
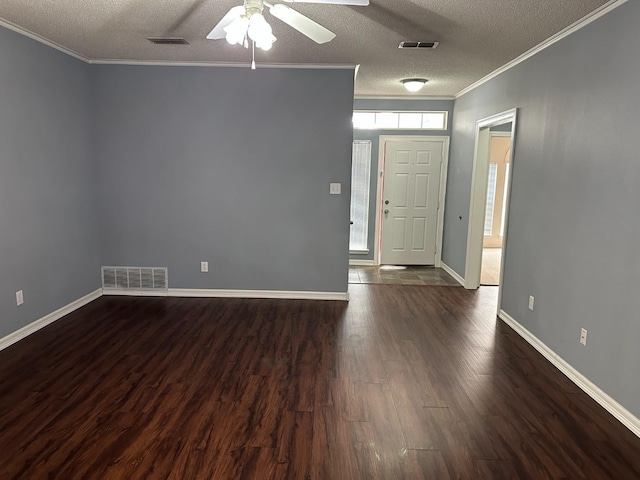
left=0, top=288, right=102, bottom=352
left=167, top=288, right=349, bottom=301
left=498, top=309, right=640, bottom=439
left=103, top=288, right=348, bottom=301
left=102, top=288, right=169, bottom=297
left=0, top=285, right=347, bottom=352
left=441, top=262, right=465, bottom=286
left=349, top=259, right=375, bottom=266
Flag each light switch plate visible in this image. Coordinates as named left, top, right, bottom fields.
left=201, top=261, right=209, bottom=273
left=329, top=183, right=341, bottom=195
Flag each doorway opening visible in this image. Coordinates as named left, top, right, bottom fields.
left=464, top=109, right=517, bottom=312
left=481, top=130, right=512, bottom=285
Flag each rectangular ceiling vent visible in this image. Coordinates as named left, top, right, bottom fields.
left=147, top=37, right=189, bottom=45
left=399, top=41, right=439, bottom=49
left=102, top=266, right=168, bottom=291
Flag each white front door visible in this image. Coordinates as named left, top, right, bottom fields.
left=380, top=139, right=444, bottom=265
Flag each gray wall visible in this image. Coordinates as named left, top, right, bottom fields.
left=443, top=1, right=640, bottom=417
left=351, top=99, right=454, bottom=261
left=93, top=65, right=354, bottom=293
left=0, top=27, right=100, bottom=338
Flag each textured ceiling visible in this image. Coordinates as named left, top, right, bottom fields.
left=0, top=0, right=612, bottom=97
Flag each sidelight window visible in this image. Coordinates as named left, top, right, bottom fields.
left=349, top=141, right=372, bottom=253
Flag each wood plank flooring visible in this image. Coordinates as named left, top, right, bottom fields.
left=0, top=285, right=639, bottom=479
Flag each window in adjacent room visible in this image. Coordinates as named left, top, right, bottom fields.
left=484, top=162, right=498, bottom=235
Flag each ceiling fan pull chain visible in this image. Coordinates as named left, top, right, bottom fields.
left=251, top=40, right=256, bottom=70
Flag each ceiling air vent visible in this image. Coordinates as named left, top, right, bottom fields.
left=399, top=41, right=439, bottom=49
left=147, top=37, right=189, bottom=45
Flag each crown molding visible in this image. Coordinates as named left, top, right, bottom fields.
left=88, top=59, right=356, bottom=70
left=0, top=17, right=356, bottom=71
left=2, top=0, right=626, bottom=95
left=0, top=18, right=89, bottom=63
left=354, top=95, right=455, bottom=101
left=455, top=0, right=628, bottom=99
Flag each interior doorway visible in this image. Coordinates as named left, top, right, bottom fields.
left=481, top=130, right=512, bottom=285
left=464, top=109, right=517, bottom=313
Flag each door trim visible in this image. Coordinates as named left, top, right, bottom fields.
left=373, top=135, right=450, bottom=266
left=464, top=109, right=517, bottom=314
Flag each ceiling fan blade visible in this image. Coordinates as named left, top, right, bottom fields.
left=283, top=0, right=369, bottom=4
left=269, top=4, right=336, bottom=44
left=206, top=5, right=245, bottom=40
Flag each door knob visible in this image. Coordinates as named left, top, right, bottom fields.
left=385, top=200, right=390, bottom=205
left=384, top=209, right=389, bottom=214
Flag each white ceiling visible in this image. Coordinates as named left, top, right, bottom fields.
left=0, top=0, right=612, bottom=97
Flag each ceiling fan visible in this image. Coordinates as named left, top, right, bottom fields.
left=206, top=0, right=369, bottom=52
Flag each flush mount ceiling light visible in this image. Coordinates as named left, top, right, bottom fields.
left=401, top=78, right=428, bottom=92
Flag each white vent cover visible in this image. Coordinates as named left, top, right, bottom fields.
left=102, top=266, right=168, bottom=290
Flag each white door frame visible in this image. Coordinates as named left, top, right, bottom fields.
left=373, top=135, right=450, bottom=266
left=464, top=109, right=517, bottom=312
left=490, top=132, right=512, bottom=139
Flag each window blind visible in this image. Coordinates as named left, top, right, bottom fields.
left=350, top=141, right=372, bottom=252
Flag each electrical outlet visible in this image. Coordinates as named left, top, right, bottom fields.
left=16, top=290, right=24, bottom=306
left=580, top=328, right=588, bottom=346
left=200, top=261, right=209, bottom=273
left=528, top=295, right=535, bottom=311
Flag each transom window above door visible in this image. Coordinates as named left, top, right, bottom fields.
left=353, top=111, right=447, bottom=130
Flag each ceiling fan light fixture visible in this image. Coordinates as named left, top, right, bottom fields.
left=248, top=13, right=269, bottom=39
left=248, top=13, right=276, bottom=50
left=224, top=17, right=249, bottom=45
left=256, top=34, right=276, bottom=51
left=401, top=78, right=428, bottom=92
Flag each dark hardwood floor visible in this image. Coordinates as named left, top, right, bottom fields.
left=1, top=285, right=639, bottom=479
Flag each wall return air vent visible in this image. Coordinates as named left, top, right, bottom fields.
left=102, top=266, right=168, bottom=291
